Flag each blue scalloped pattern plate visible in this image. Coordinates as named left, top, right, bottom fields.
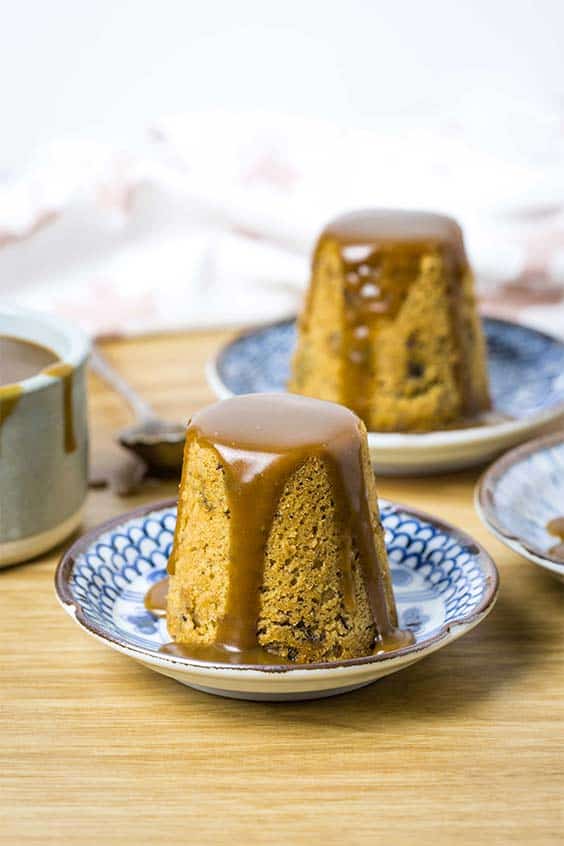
left=66, top=502, right=491, bottom=658
left=477, top=433, right=564, bottom=579
left=214, top=317, right=564, bottom=420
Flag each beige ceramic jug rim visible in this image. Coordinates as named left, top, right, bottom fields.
left=0, top=303, right=91, bottom=393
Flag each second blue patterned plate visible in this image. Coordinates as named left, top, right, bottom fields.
left=208, top=317, right=564, bottom=474
left=476, top=432, right=564, bottom=581
left=55, top=498, right=498, bottom=701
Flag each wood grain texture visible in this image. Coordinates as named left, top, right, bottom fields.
left=1, top=328, right=563, bottom=846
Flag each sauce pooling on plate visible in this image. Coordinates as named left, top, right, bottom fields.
left=546, top=516, right=564, bottom=562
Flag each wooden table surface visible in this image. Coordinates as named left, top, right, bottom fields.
left=1, top=329, right=563, bottom=846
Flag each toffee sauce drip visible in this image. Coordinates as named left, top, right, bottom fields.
left=0, top=336, right=58, bottom=386
left=43, top=363, right=77, bottom=453
left=159, top=394, right=412, bottom=662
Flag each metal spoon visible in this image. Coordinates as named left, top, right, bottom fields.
left=90, top=347, right=186, bottom=476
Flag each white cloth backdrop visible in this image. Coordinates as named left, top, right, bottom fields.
left=1, top=110, right=564, bottom=339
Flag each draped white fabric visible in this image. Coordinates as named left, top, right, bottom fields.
left=1, top=111, right=563, bottom=338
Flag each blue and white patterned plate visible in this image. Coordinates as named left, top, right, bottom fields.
left=55, top=498, right=498, bottom=701
left=207, top=317, right=564, bottom=475
left=476, top=432, right=564, bottom=581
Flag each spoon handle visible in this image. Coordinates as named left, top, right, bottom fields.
left=90, top=346, right=158, bottom=423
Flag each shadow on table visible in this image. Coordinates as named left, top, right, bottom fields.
left=155, top=576, right=561, bottom=732
left=290, top=584, right=560, bottom=728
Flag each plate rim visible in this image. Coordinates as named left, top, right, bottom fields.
left=207, top=315, right=564, bottom=449
left=475, top=430, right=564, bottom=573
left=55, top=496, right=499, bottom=676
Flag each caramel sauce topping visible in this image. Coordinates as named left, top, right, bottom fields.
left=157, top=394, right=412, bottom=664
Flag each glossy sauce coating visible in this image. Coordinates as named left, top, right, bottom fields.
left=160, top=394, right=412, bottom=663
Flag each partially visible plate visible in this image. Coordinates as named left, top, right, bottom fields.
left=55, top=498, right=498, bottom=702
left=207, top=317, right=564, bottom=475
left=476, top=432, right=564, bottom=582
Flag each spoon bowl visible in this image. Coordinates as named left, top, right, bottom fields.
left=91, top=347, right=186, bottom=477
left=118, top=420, right=186, bottom=476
